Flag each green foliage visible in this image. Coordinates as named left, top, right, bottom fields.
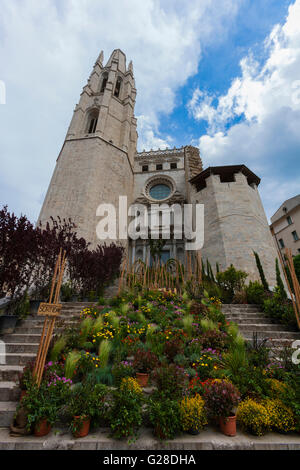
left=61, top=282, right=73, bottom=302
left=182, top=314, right=194, bottom=339
left=112, top=361, right=134, bottom=386
left=50, top=336, right=67, bottom=363
left=110, top=378, right=143, bottom=440
left=245, top=281, right=266, bottom=305
left=293, top=254, right=300, bottom=283
left=65, top=350, right=81, bottom=379
left=216, top=265, right=248, bottom=303
left=151, top=364, right=188, bottom=399
left=253, top=251, right=269, bottom=291
left=275, top=258, right=287, bottom=299
left=67, top=382, right=107, bottom=433
left=79, top=317, right=94, bottom=346
left=200, top=318, right=218, bottom=333
left=237, top=399, right=271, bottom=436
left=202, top=379, right=240, bottom=417
left=21, top=374, right=71, bottom=429
left=263, top=290, right=297, bottom=329
left=148, top=398, right=181, bottom=440
left=98, top=340, right=112, bottom=369
left=246, top=333, right=270, bottom=368
left=14, top=292, right=30, bottom=318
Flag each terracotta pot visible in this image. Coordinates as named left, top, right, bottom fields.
left=136, top=372, right=149, bottom=387
left=219, top=415, right=236, bottom=437
left=73, top=416, right=90, bottom=438
left=34, top=418, right=51, bottom=437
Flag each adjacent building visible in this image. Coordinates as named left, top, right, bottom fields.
left=270, top=195, right=300, bottom=257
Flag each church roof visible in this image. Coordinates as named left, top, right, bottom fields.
left=190, top=165, right=261, bottom=191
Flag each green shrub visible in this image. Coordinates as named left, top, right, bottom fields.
left=149, top=398, right=181, bottom=440
left=253, top=251, right=269, bottom=291
left=263, top=291, right=297, bottom=329
left=237, top=399, right=271, bottom=436
left=110, top=378, right=143, bottom=440
left=246, top=281, right=266, bottom=305
left=216, top=265, right=248, bottom=303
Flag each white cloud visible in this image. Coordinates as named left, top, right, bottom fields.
left=189, top=0, right=300, bottom=219
left=0, top=0, right=241, bottom=221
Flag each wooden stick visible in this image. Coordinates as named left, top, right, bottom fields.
left=285, top=249, right=300, bottom=330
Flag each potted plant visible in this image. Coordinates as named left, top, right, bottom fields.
left=180, top=394, right=208, bottom=435
left=0, top=295, right=29, bottom=334
left=148, top=397, right=181, bottom=440
left=18, top=362, right=35, bottom=401
left=132, top=349, right=158, bottom=387
left=67, top=382, right=95, bottom=438
left=202, top=379, right=240, bottom=436
left=151, top=364, right=189, bottom=399
left=20, top=377, right=70, bottom=437
left=111, top=360, right=134, bottom=386
left=110, top=377, right=143, bottom=440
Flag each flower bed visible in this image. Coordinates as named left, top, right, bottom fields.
left=18, top=289, right=300, bottom=441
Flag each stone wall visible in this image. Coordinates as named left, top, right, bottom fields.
left=38, top=136, right=133, bottom=249
left=191, top=171, right=279, bottom=286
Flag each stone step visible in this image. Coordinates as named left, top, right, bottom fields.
left=241, top=330, right=300, bottom=339
left=15, top=325, right=76, bottom=335
left=238, top=324, right=295, bottom=332
left=0, top=366, right=23, bottom=382
left=0, top=353, right=36, bottom=366
left=244, top=336, right=295, bottom=348
left=222, top=304, right=261, bottom=311
left=0, top=382, right=19, bottom=402
left=226, top=315, right=270, bottom=322
left=0, top=402, right=17, bottom=427
left=4, top=344, right=40, bottom=354
left=20, top=318, right=79, bottom=327
left=225, top=311, right=267, bottom=317
left=1, top=334, right=43, bottom=344
left=226, top=317, right=275, bottom=325
left=20, top=315, right=80, bottom=328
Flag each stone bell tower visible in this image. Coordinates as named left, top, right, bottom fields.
left=38, top=49, right=137, bottom=247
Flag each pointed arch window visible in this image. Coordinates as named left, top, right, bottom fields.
left=100, top=72, right=108, bottom=93
left=114, top=76, right=122, bottom=98
left=86, top=109, right=99, bottom=134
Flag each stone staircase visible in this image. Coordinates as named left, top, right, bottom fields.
left=222, top=304, right=300, bottom=352
left=0, top=302, right=93, bottom=428
left=1, top=302, right=299, bottom=429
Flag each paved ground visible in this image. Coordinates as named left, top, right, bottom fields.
left=0, top=426, right=300, bottom=450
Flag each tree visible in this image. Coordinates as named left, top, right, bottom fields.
left=253, top=251, right=269, bottom=291
left=0, top=206, right=37, bottom=306
left=275, top=258, right=287, bottom=299
left=0, top=206, right=124, bottom=306
left=293, top=254, right=300, bottom=283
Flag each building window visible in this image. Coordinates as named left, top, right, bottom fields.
left=279, top=238, right=285, bottom=249
left=156, top=164, right=163, bottom=171
left=86, top=109, right=99, bottom=134
left=114, top=76, right=122, bottom=98
left=100, top=72, right=108, bottom=93
left=287, top=216, right=293, bottom=225
left=142, top=165, right=148, bottom=172
left=292, top=231, right=299, bottom=241
left=149, top=184, right=171, bottom=200
left=170, top=162, right=177, bottom=169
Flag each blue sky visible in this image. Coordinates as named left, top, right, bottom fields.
left=0, top=0, right=299, bottom=223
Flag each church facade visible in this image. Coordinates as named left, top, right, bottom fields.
left=38, top=49, right=278, bottom=286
